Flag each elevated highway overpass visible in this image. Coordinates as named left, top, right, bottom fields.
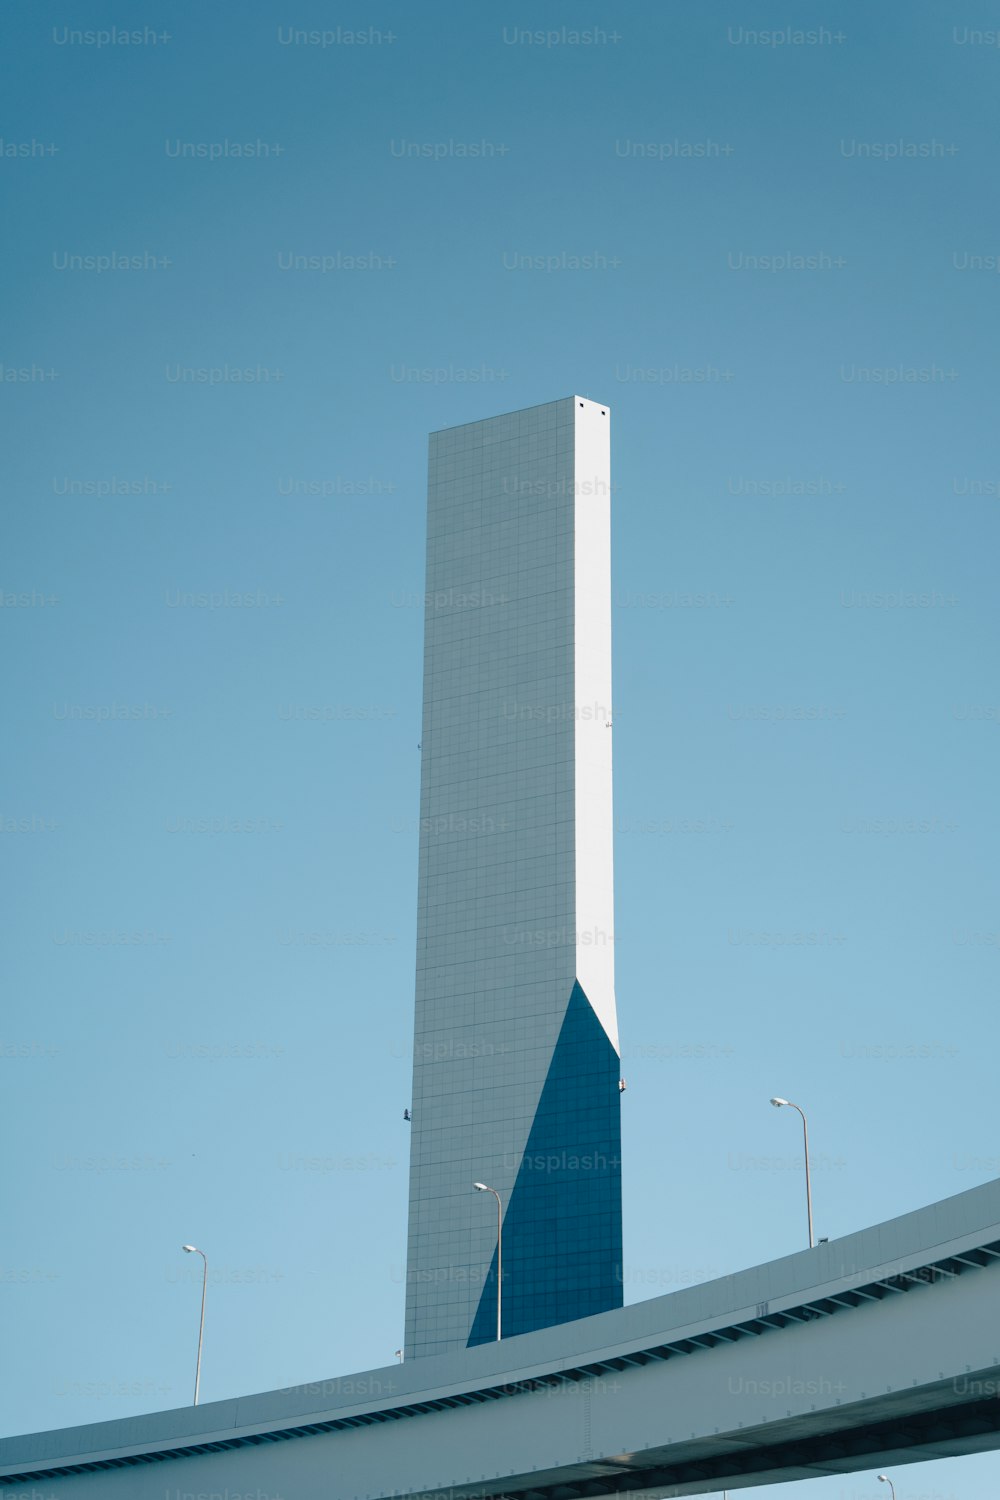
left=3, top=1178, right=1000, bottom=1499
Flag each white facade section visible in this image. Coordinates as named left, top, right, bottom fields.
left=571, top=398, right=618, bottom=1054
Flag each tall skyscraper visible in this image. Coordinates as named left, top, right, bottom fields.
left=404, top=397, right=621, bottom=1360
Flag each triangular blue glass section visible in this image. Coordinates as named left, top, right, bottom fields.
left=468, top=979, right=623, bottom=1346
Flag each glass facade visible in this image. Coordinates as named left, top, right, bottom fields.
left=404, top=398, right=621, bottom=1359
left=468, top=980, right=623, bottom=1344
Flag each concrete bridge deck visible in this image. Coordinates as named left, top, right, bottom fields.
left=3, top=1178, right=1000, bottom=1498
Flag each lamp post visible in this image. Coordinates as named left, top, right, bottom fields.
left=877, top=1475, right=896, bottom=1500
left=769, top=1097, right=814, bottom=1247
left=181, top=1244, right=208, bottom=1405
left=473, top=1182, right=503, bottom=1340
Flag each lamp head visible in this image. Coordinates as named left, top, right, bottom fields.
left=473, top=1182, right=489, bottom=1192
left=182, top=1244, right=198, bottom=1254
left=770, top=1097, right=789, bottom=1108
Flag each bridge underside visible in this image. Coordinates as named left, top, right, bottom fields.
left=500, top=1381, right=1000, bottom=1500
left=3, top=1180, right=1000, bottom=1499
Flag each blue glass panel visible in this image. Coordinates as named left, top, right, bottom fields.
left=468, top=979, right=623, bottom=1345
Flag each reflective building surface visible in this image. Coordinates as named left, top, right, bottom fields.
left=404, top=397, right=622, bottom=1359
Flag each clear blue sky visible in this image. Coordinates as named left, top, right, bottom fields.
left=3, top=2, right=999, bottom=1495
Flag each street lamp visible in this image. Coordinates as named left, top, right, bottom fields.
left=769, top=1097, right=814, bottom=1247
left=473, top=1182, right=503, bottom=1341
left=877, top=1475, right=896, bottom=1500
left=181, top=1244, right=208, bottom=1405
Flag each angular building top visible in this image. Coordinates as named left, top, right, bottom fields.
left=405, top=397, right=622, bottom=1359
